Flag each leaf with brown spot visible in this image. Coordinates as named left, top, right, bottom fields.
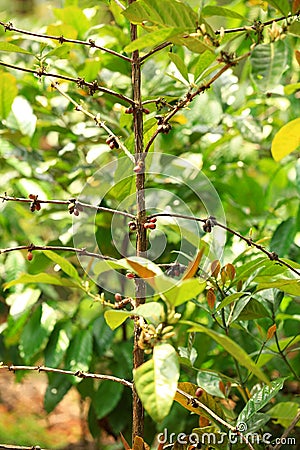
left=267, top=324, right=277, bottom=340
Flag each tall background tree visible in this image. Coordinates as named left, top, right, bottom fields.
left=0, top=0, right=299, bottom=449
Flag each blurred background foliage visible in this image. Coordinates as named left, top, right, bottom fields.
left=0, top=0, right=299, bottom=449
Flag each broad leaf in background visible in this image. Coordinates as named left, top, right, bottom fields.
left=267, top=0, right=291, bottom=16
left=93, top=380, right=124, bottom=420
left=65, top=328, right=93, bottom=376
left=4, top=273, right=82, bottom=290
left=250, top=41, right=287, bottom=92
left=105, top=302, right=164, bottom=330
left=43, top=250, right=81, bottom=281
left=271, top=118, right=300, bottom=161
left=0, top=72, right=18, bottom=120
left=20, top=303, right=57, bottom=362
left=0, top=42, right=32, bottom=55
left=267, top=401, right=300, bottom=428
left=133, top=343, right=179, bottom=422
left=187, top=322, right=269, bottom=384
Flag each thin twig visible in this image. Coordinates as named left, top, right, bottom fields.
left=215, top=12, right=299, bottom=35
left=52, top=82, right=135, bottom=163
left=0, top=61, right=134, bottom=105
left=176, top=387, right=255, bottom=450
left=0, top=195, right=136, bottom=219
left=0, top=445, right=44, bottom=450
left=0, top=244, right=116, bottom=261
left=0, top=364, right=133, bottom=388
left=0, top=21, right=131, bottom=62
left=148, top=213, right=300, bottom=277
left=140, top=41, right=172, bottom=62
left=272, top=410, right=300, bottom=450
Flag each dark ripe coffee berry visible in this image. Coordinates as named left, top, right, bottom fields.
left=68, top=203, right=75, bottom=214
left=29, top=194, right=37, bottom=200
left=74, top=208, right=80, bottom=216
left=109, top=142, right=116, bottom=149
left=106, top=135, right=114, bottom=144
left=30, top=202, right=36, bottom=212
left=35, top=202, right=41, bottom=211
left=126, top=272, right=135, bottom=279
left=142, top=108, right=150, bottom=114
left=195, top=387, right=203, bottom=397
left=115, top=293, right=122, bottom=302
left=128, top=221, right=137, bottom=231
left=27, top=251, right=33, bottom=261
left=125, top=107, right=133, bottom=114
left=144, top=222, right=156, bottom=230
left=149, top=217, right=157, bottom=223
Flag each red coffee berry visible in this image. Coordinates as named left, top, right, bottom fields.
left=125, top=107, right=133, bottom=114
left=195, top=387, right=203, bottom=397
left=126, top=272, right=135, bottom=279
left=74, top=209, right=80, bottom=216
left=27, top=251, right=33, bottom=261
left=149, top=217, right=157, bottom=223
left=144, top=222, right=156, bottom=230
left=142, top=108, right=150, bottom=114
left=128, top=221, right=137, bottom=231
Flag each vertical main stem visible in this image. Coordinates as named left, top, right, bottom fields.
left=129, top=0, right=147, bottom=441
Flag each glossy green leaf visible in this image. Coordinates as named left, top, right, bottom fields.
left=186, top=322, right=269, bottom=384
left=236, top=298, right=270, bottom=320
left=250, top=41, right=288, bottom=92
left=192, top=51, right=216, bottom=82
left=237, top=378, right=285, bottom=427
left=7, top=288, right=41, bottom=318
left=270, top=217, right=296, bottom=255
left=202, top=6, right=245, bottom=19
left=93, top=315, right=115, bottom=357
left=168, top=52, right=189, bottom=82
left=93, top=380, right=124, bottom=420
left=255, top=279, right=300, bottom=296
left=20, top=303, right=57, bottom=362
left=45, top=321, right=73, bottom=368
left=133, top=343, right=179, bottom=422
left=215, top=292, right=250, bottom=312
left=44, top=373, right=72, bottom=413
left=124, top=28, right=184, bottom=52
left=43, top=250, right=80, bottom=281
left=271, top=118, right=300, bottom=161
left=123, top=0, right=197, bottom=29
left=104, top=302, right=164, bottom=330
left=7, top=96, right=37, bottom=137
left=4, top=273, right=81, bottom=290
left=161, top=278, right=206, bottom=306
left=104, top=310, right=132, bottom=330
left=267, top=0, right=291, bottom=15
left=0, top=42, right=32, bottom=54
left=196, top=371, right=226, bottom=398
left=267, top=401, right=300, bottom=428
left=0, top=72, right=18, bottom=119
left=65, top=328, right=93, bottom=375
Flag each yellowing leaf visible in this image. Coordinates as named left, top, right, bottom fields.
left=267, top=324, right=277, bottom=340
left=182, top=248, right=204, bottom=280
left=271, top=118, right=300, bottom=161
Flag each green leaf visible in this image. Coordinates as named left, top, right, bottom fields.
left=45, top=321, right=73, bottom=367
left=54, top=6, right=90, bottom=38
left=250, top=41, right=288, bottom=92
left=271, top=118, right=300, bottom=161
left=186, top=322, right=269, bottom=384
left=0, top=72, right=18, bottom=119
left=65, top=328, right=93, bottom=375
left=7, top=288, right=41, bottom=318
left=104, top=310, right=132, bottom=330
left=133, top=343, right=179, bottom=422
left=104, top=302, right=164, bottom=330
left=267, top=402, right=300, bottom=428
left=46, top=23, right=78, bottom=40
left=7, top=96, right=37, bottom=137
left=267, top=0, right=291, bottom=15
left=270, top=217, right=296, bottom=255
left=192, top=51, right=216, bottom=82
left=236, top=298, right=270, bottom=320
left=255, top=280, right=300, bottom=296
left=123, top=0, right=197, bottom=29
left=93, top=380, right=124, bottom=420
left=202, top=6, right=245, bottom=19
left=124, top=28, right=184, bottom=52
left=44, top=373, right=72, bottom=413
left=153, top=277, right=206, bottom=306
left=20, top=303, right=57, bottom=362
left=168, top=52, right=189, bottom=82
left=196, top=371, right=226, bottom=398
left=215, top=292, right=250, bottom=312
left=0, top=42, right=32, bottom=54
left=237, top=378, right=286, bottom=428
left=43, top=250, right=80, bottom=281
left=4, top=273, right=81, bottom=290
